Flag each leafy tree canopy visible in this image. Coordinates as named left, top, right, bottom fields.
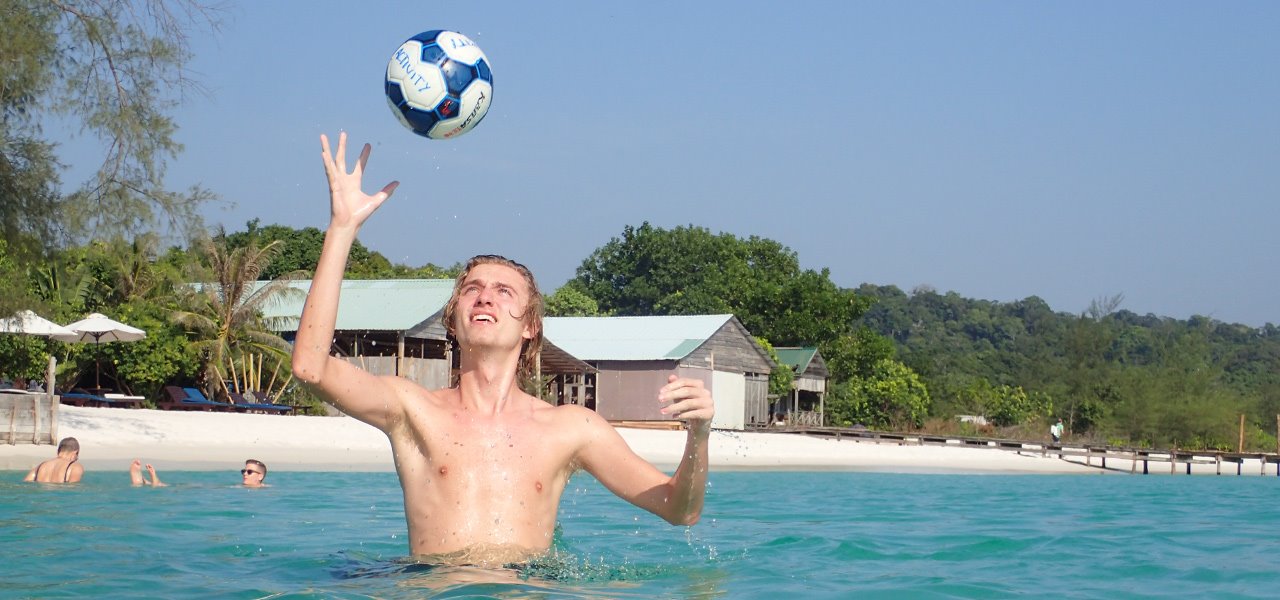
left=219, top=219, right=460, bottom=280
left=573, top=222, right=872, bottom=348
left=1, top=0, right=222, bottom=316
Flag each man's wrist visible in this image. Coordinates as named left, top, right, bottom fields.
left=685, top=420, right=711, bottom=435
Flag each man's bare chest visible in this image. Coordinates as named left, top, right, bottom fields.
left=393, top=414, right=576, bottom=491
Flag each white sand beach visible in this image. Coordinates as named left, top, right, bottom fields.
left=4, top=405, right=1261, bottom=475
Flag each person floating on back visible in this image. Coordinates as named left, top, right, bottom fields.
left=24, top=437, right=84, bottom=483
left=292, top=132, right=715, bottom=566
left=130, top=459, right=166, bottom=487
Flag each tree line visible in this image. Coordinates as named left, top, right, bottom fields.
left=4, top=2, right=1275, bottom=449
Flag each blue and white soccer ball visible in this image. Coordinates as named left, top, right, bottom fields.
left=385, top=30, right=493, bottom=140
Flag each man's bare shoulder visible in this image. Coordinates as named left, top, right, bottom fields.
left=383, top=375, right=454, bottom=406
left=371, top=376, right=455, bottom=434
left=539, top=402, right=615, bottom=433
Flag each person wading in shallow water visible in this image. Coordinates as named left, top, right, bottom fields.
left=24, top=437, right=84, bottom=483
left=292, top=132, right=715, bottom=566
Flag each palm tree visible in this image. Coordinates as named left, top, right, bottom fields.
left=171, top=233, right=304, bottom=402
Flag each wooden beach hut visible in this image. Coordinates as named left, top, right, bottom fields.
left=543, top=314, right=775, bottom=430
left=257, top=279, right=457, bottom=389
left=773, top=347, right=829, bottom=426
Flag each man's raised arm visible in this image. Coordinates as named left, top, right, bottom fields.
left=291, top=132, right=401, bottom=430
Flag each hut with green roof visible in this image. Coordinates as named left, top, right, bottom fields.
left=773, top=347, right=829, bottom=426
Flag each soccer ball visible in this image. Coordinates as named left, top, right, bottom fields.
left=385, top=30, right=493, bottom=140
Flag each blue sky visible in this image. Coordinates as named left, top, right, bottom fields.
left=65, top=1, right=1279, bottom=326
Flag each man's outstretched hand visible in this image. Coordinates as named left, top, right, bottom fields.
left=320, top=131, right=399, bottom=231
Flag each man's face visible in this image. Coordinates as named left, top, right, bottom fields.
left=452, top=263, right=535, bottom=351
left=241, top=463, right=264, bottom=486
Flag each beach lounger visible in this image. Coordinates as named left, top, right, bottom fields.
left=227, top=391, right=294, bottom=415
left=181, top=387, right=245, bottom=412
left=102, top=393, right=146, bottom=409
left=157, top=386, right=209, bottom=411
left=157, top=386, right=240, bottom=412
left=59, top=391, right=112, bottom=408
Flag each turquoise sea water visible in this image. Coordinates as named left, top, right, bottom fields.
left=3, top=470, right=1278, bottom=599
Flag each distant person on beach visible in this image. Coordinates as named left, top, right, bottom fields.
left=241, top=459, right=267, bottom=487
left=130, top=459, right=166, bottom=487
left=292, top=132, right=714, bottom=565
left=1050, top=418, right=1064, bottom=443
left=23, top=437, right=83, bottom=483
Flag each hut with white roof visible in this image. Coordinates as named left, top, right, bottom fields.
left=543, top=314, right=775, bottom=430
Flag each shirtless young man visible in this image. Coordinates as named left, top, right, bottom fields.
left=24, top=437, right=84, bottom=483
left=292, top=132, right=714, bottom=565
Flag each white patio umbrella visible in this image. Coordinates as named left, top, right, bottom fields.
left=53, top=312, right=147, bottom=389
left=0, top=310, right=76, bottom=338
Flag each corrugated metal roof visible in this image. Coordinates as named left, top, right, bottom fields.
left=250, top=279, right=455, bottom=332
left=775, top=347, right=818, bottom=372
left=543, top=314, right=733, bottom=361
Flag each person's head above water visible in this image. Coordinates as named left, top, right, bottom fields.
left=57, top=437, right=80, bottom=457
left=442, top=254, right=545, bottom=382
left=241, top=459, right=267, bottom=487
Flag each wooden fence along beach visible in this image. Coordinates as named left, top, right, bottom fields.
left=0, top=391, right=58, bottom=445
left=757, top=424, right=1280, bottom=476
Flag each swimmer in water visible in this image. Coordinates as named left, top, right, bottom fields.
left=293, top=132, right=714, bottom=566
left=24, top=437, right=84, bottom=483
left=129, top=459, right=167, bottom=487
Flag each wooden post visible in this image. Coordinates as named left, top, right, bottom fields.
left=397, top=332, right=406, bottom=377
left=228, top=357, right=240, bottom=395
left=1216, top=454, right=1222, bottom=475
left=47, top=355, right=57, bottom=445
left=264, top=362, right=281, bottom=397
left=270, top=373, right=293, bottom=403
left=30, top=396, right=38, bottom=444
left=1238, top=414, right=1245, bottom=453
left=32, top=390, right=41, bottom=446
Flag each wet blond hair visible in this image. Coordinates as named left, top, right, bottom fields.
left=443, top=255, right=544, bottom=382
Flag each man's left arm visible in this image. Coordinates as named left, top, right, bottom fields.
left=577, top=375, right=714, bottom=525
